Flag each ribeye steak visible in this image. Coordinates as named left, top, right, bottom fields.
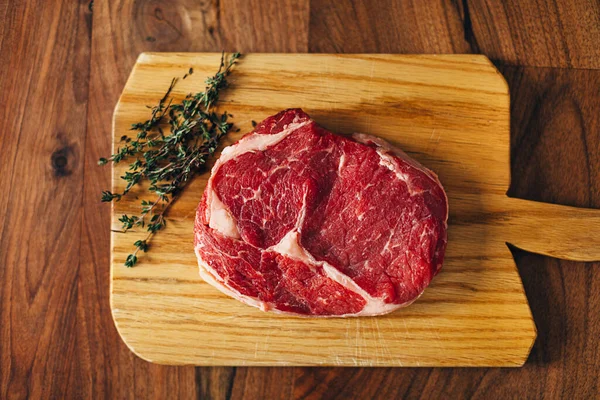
left=194, top=109, right=448, bottom=316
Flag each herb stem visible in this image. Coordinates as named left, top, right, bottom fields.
left=101, top=52, right=241, bottom=267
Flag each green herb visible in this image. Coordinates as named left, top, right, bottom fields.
left=183, top=67, right=194, bottom=80
left=100, top=52, right=241, bottom=267
left=125, top=254, right=137, bottom=268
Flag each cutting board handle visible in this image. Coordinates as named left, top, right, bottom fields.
left=502, top=198, right=600, bottom=262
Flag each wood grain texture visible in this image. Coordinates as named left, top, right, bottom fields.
left=309, top=0, right=471, bottom=53
left=504, top=67, right=600, bottom=206
left=82, top=1, right=203, bottom=398
left=73, top=1, right=309, bottom=398
left=2, top=0, right=600, bottom=397
left=309, top=0, right=600, bottom=68
left=105, top=0, right=308, bottom=55
left=79, top=1, right=309, bottom=398
left=218, top=0, right=309, bottom=52
left=110, top=53, right=541, bottom=367
left=230, top=368, right=295, bottom=400
left=196, top=367, right=237, bottom=400
left=0, top=0, right=91, bottom=398
left=85, top=1, right=309, bottom=398
left=287, top=66, right=600, bottom=400
left=467, top=0, right=600, bottom=68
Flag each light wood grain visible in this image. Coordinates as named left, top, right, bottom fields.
left=2, top=0, right=598, bottom=397
left=110, top=53, right=595, bottom=367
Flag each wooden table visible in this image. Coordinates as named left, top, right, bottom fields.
left=1, top=0, right=598, bottom=398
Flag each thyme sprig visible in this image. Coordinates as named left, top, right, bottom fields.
left=100, top=52, right=241, bottom=267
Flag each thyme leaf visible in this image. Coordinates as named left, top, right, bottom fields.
left=100, top=52, right=241, bottom=267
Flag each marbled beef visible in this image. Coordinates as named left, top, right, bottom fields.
left=194, top=109, right=448, bottom=316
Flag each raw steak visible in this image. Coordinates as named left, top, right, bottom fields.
left=194, top=109, right=448, bottom=316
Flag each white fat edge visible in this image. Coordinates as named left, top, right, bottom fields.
left=195, top=243, right=351, bottom=318
left=208, top=191, right=241, bottom=239
left=267, top=231, right=406, bottom=316
left=195, top=252, right=351, bottom=318
left=320, top=263, right=415, bottom=316
left=195, top=245, right=272, bottom=312
left=295, top=187, right=309, bottom=231
left=217, top=119, right=311, bottom=168
left=269, top=231, right=307, bottom=260
left=352, top=133, right=449, bottom=222
left=195, top=237, right=415, bottom=318
left=195, top=242, right=318, bottom=317
left=337, top=153, right=346, bottom=174
left=352, top=133, right=440, bottom=184
left=204, top=119, right=312, bottom=237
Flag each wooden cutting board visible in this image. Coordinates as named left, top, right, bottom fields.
left=110, top=53, right=600, bottom=367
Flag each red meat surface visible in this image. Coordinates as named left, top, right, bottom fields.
left=194, top=109, right=448, bottom=316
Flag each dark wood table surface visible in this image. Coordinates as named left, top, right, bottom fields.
left=1, top=1, right=599, bottom=398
